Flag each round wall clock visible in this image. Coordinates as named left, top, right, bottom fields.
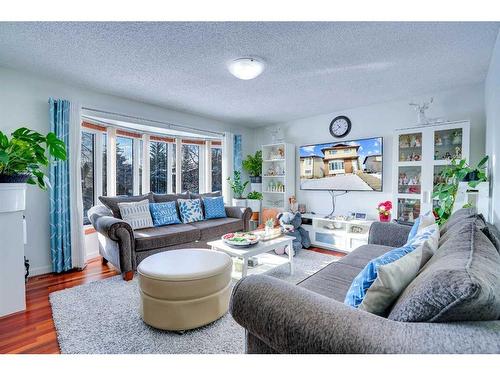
left=329, top=116, right=351, bottom=138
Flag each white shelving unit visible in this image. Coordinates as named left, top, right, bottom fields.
left=301, top=213, right=374, bottom=253
left=261, top=143, right=295, bottom=211
left=393, top=120, right=470, bottom=224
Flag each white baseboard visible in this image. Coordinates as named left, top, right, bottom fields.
left=85, top=249, right=100, bottom=261
left=29, top=264, right=53, bottom=276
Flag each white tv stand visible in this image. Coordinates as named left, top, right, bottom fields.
left=301, top=213, right=374, bottom=253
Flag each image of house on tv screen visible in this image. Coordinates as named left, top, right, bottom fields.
left=299, top=137, right=383, bottom=191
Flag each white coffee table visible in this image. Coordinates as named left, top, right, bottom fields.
left=207, top=235, right=295, bottom=278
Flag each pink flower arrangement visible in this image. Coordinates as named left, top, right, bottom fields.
left=377, top=201, right=393, bottom=216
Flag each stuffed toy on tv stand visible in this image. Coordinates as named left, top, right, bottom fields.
left=274, top=211, right=311, bottom=255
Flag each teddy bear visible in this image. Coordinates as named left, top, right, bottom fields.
left=274, top=211, right=311, bottom=255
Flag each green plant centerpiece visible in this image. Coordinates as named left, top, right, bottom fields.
left=227, top=170, right=249, bottom=199
left=247, top=191, right=263, bottom=200
left=242, top=150, right=263, bottom=183
left=0, top=127, right=67, bottom=189
left=433, top=156, right=488, bottom=225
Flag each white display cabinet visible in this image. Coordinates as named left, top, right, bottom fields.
left=261, top=143, right=295, bottom=211
left=393, top=120, right=470, bottom=224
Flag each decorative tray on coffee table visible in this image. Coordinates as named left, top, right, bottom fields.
left=222, top=232, right=260, bottom=248
left=253, top=227, right=283, bottom=241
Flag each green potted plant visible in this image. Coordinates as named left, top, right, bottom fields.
left=246, top=191, right=263, bottom=220
left=242, top=150, right=263, bottom=191
left=227, top=170, right=249, bottom=207
left=0, top=127, right=67, bottom=212
left=433, top=156, right=488, bottom=225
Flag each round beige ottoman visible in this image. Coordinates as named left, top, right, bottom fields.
left=137, top=249, right=232, bottom=331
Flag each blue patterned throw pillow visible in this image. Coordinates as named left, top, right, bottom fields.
left=177, top=198, right=204, bottom=223
left=407, top=211, right=436, bottom=242
left=344, top=223, right=439, bottom=308
left=203, top=196, right=226, bottom=219
left=149, top=202, right=181, bottom=227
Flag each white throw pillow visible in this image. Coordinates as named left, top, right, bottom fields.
left=118, top=199, right=154, bottom=229
left=359, top=241, right=435, bottom=316
left=358, top=223, right=440, bottom=316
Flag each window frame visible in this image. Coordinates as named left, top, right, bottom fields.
left=115, top=134, right=136, bottom=197
left=210, top=142, right=223, bottom=193
left=81, top=127, right=105, bottom=206
left=149, top=137, right=176, bottom=195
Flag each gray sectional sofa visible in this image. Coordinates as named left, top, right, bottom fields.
left=230, top=208, right=500, bottom=354
left=88, top=192, right=251, bottom=280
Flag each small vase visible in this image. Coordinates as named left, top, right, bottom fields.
left=379, top=213, right=391, bottom=222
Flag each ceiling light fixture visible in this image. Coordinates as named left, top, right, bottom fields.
left=228, top=57, right=265, bottom=80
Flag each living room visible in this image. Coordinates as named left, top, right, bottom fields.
left=1, top=1, right=500, bottom=372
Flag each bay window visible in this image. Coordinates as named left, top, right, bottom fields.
left=81, top=121, right=223, bottom=222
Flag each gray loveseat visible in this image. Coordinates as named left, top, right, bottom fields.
left=230, top=208, right=500, bottom=354
left=88, top=192, right=251, bottom=280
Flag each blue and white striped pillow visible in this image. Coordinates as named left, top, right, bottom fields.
left=117, top=199, right=154, bottom=230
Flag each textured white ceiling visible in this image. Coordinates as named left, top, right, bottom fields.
left=0, top=22, right=498, bottom=127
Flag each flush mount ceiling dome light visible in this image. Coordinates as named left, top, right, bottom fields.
left=228, top=57, right=265, bottom=80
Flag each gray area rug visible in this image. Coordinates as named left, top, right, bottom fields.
left=50, top=250, right=339, bottom=354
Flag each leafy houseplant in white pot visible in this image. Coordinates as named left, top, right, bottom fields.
left=227, top=170, right=249, bottom=208
left=242, top=150, right=263, bottom=193
left=0, top=127, right=66, bottom=317
left=0, top=127, right=67, bottom=212
left=246, top=191, right=263, bottom=221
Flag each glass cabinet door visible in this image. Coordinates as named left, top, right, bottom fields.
left=398, top=166, right=421, bottom=194
left=397, top=198, right=421, bottom=223
left=434, top=128, right=463, bottom=160
left=398, top=132, right=422, bottom=162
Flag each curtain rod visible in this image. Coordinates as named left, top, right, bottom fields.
left=81, top=115, right=220, bottom=141
left=81, top=106, right=225, bottom=137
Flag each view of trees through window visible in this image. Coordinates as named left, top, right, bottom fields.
left=116, top=136, right=134, bottom=196
left=138, top=139, right=143, bottom=194
left=102, top=133, right=107, bottom=196
left=211, top=147, right=222, bottom=192
left=181, top=144, right=200, bottom=193
left=150, top=141, right=169, bottom=194
left=81, top=132, right=95, bottom=224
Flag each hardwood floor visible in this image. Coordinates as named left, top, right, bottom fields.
left=307, top=246, right=346, bottom=258
left=0, top=248, right=342, bottom=354
left=0, top=258, right=118, bottom=354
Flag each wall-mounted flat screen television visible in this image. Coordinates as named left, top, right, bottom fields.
left=299, top=137, right=383, bottom=191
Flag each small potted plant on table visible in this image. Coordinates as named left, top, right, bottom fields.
left=377, top=200, right=393, bottom=222
left=247, top=191, right=263, bottom=221
left=227, top=170, right=249, bottom=208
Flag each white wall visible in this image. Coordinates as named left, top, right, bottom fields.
left=255, top=84, right=486, bottom=219
left=0, top=66, right=254, bottom=276
left=485, top=31, right=500, bottom=229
